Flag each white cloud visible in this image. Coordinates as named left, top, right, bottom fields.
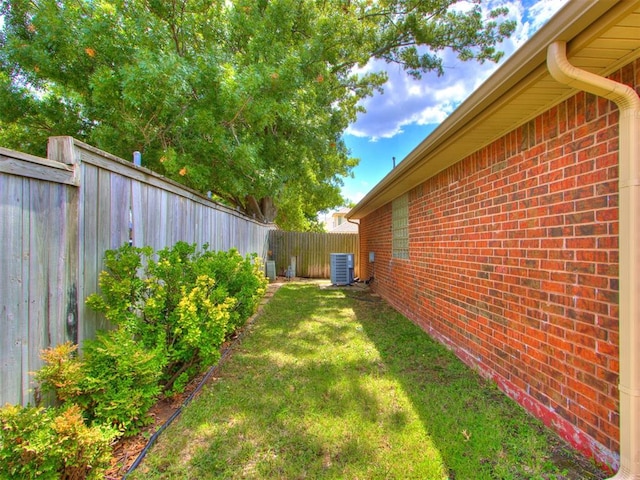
left=345, top=0, right=568, bottom=141
left=527, top=0, right=569, bottom=32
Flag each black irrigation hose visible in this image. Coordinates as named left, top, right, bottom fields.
left=122, top=311, right=263, bottom=478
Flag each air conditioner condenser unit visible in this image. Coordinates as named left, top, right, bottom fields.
left=330, top=253, right=354, bottom=286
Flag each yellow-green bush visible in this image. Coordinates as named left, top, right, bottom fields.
left=2, top=242, right=267, bottom=478
left=86, top=242, right=267, bottom=394
left=0, top=403, right=116, bottom=479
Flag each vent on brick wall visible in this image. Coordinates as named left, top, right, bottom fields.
left=330, top=253, right=354, bottom=286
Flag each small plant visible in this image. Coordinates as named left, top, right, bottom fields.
left=85, top=245, right=154, bottom=331
left=0, top=403, right=116, bottom=479
left=77, top=328, right=166, bottom=435
left=34, top=342, right=84, bottom=405
left=34, top=333, right=166, bottom=436
left=170, top=275, right=235, bottom=372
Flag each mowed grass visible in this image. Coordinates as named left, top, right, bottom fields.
left=131, top=282, right=606, bottom=480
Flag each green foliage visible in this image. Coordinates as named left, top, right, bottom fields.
left=86, top=242, right=267, bottom=393
left=189, top=248, right=268, bottom=332
left=0, top=404, right=116, bottom=480
left=84, top=245, right=154, bottom=329
left=33, top=336, right=165, bottom=436
left=130, top=282, right=606, bottom=480
left=3, top=242, right=266, bottom=473
left=34, top=341, right=84, bottom=405
left=0, top=0, right=515, bottom=229
left=78, top=329, right=166, bottom=435
left=176, top=275, right=234, bottom=365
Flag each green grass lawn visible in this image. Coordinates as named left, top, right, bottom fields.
left=130, top=281, right=606, bottom=479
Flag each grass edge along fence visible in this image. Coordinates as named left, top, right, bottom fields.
left=129, top=281, right=606, bottom=480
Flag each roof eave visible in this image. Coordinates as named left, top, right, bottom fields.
left=347, top=0, right=614, bottom=220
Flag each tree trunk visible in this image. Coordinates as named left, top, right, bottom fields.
left=244, top=195, right=277, bottom=223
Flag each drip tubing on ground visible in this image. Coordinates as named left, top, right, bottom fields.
left=122, top=304, right=266, bottom=478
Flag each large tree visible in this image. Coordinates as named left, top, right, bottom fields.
left=0, top=0, right=514, bottom=229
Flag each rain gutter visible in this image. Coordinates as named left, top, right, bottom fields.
left=346, top=1, right=609, bottom=221
left=547, top=40, right=640, bottom=479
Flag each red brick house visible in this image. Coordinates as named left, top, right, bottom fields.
left=347, top=2, right=640, bottom=477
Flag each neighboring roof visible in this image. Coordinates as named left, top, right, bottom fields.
left=332, top=207, right=352, bottom=216
left=348, top=0, right=640, bottom=220
left=329, top=219, right=359, bottom=233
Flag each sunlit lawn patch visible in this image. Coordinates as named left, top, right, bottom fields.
left=131, top=282, right=605, bottom=480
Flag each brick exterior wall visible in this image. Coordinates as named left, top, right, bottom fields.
left=359, top=58, right=640, bottom=469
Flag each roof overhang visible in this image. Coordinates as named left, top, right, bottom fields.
left=348, top=0, right=640, bottom=220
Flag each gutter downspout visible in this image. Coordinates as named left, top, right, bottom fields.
left=547, top=41, right=640, bottom=479
left=346, top=217, right=362, bottom=279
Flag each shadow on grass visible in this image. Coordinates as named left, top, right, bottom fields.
left=132, top=282, right=607, bottom=480
left=343, top=285, right=607, bottom=480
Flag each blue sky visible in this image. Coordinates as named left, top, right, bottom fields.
left=338, top=0, right=569, bottom=206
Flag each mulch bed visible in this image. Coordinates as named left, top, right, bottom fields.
left=104, top=370, right=209, bottom=479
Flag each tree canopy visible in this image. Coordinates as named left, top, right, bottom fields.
left=0, top=0, right=515, bottom=229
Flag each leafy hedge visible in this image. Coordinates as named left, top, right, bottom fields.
left=0, top=242, right=267, bottom=479
left=0, top=404, right=116, bottom=480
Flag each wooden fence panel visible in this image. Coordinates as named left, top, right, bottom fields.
left=78, top=163, right=101, bottom=338
left=1, top=149, right=78, bottom=406
left=2, top=134, right=368, bottom=406
left=0, top=175, right=27, bottom=405
left=68, top=138, right=274, bottom=343
left=268, top=230, right=359, bottom=279
left=1, top=137, right=274, bottom=406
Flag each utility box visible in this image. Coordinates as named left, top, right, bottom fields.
left=330, top=253, right=354, bottom=286
left=266, top=260, right=276, bottom=281
left=288, top=256, right=297, bottom=278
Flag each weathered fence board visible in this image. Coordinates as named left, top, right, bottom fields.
left=1, top=135, right=360, bottom=407
left=1, top=167, right=79, bottom=405
left=0, top=146, right=76, bottom=185
left=1, top=137, right=274, bottom=406
left=268, top=230, right=359, bottom=279
left=1, top=176, right=25, bottom=405
left=68, top=137, right=274, bottom=343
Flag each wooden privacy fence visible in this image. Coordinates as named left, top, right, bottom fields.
left=268, top=230, right=359, bottom=278
left=0, top=137, right=274, bottom=407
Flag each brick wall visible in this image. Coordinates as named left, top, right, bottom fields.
left=359, top=58, right=639, bottom=468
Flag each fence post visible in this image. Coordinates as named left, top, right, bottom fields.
left=47, top=137, right=82, bottom=347
left=47, top=136, right=81, bottom=185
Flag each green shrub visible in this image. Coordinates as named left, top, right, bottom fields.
left=0, top=404, right=116, bottom=480
left=34, top=342, right=84, bottom=405
left=4, top=242, right=267, bottom=477
left=194, top=249, right=268, bottom=332
left=0, top=246, right=267, bottom=479
left=34, top=334, right=165, bottom=436
left=175, top=275, right=235, bottom=366
left=86, top=242, right=267, bottom=394
left=85, top=245, right=154, bottom=331
left=77, top=328, right=166, bottom=435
